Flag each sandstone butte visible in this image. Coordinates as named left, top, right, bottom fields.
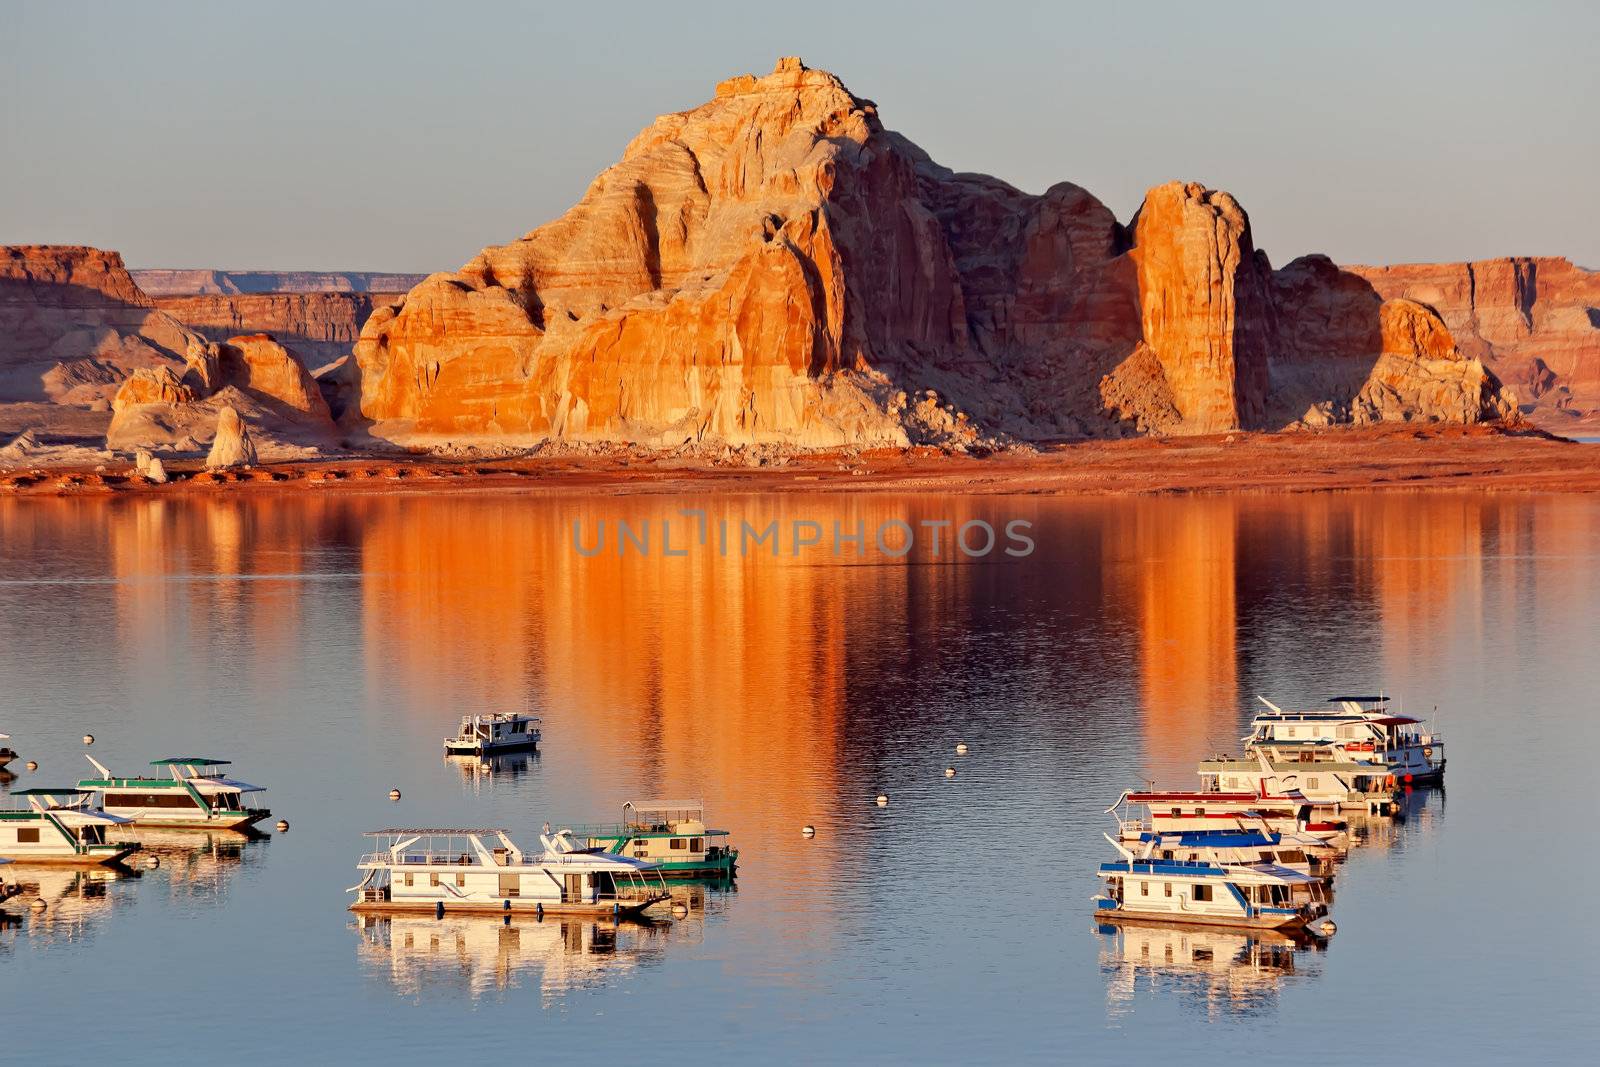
left=350, top=57, right=1531, bottom=450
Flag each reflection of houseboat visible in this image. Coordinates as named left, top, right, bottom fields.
left=1198, top=751, right=1401, bottom=813
left=444, top=750, right=538, bottom=789
left=1108, top=790, right=1347, bottom=844
left=1095, top=857, right=1335, bottom=935
left=1098, top=919, right=1321, bottom=1018
left=1109, top=828, right=1333, bottom=880
left=443, top=714, right=541, bottom=756
left=572, top=801, right=738, bottom=879
left=0, top=859, right=18, bottom=904
left=354, top=914, right=660, bottom=999
left=0, top=789, right=141, bottom=865
left=79, top=756, right=271, bottom=831
left=349, top=827, right=670, bottom=917
left=1247, top=696, right=1445, bottom=784
left=0, top=733, right=16, bottom=771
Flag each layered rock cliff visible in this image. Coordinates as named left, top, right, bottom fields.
left=353, top=58, right=1521, bottom=448
left=131, top=269, right=426, bottom=296
left=1346, top=258, right=1600, bottom=426
left=0, top=246, right=200, bottom=406
left=152, top=292, right=404, bottom=370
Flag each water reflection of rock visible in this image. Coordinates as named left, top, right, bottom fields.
left=444, top=751, right=539, bottom=793
left=1098, top=919, right=1325, bottom=1019
left=355, top=884, right=724, bottom=1000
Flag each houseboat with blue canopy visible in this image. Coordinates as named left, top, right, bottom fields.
left=1095, top=855, right=1335, bottom=937
left=570, top=800, right=738, bottom=879
left=1109, top=827, right=1334, bottom=880
left=78, top=755, right=271, bottom=831
left=0, top=788, right=141, bottom=865
left=1244, top=695, right=1445, bottom=784
left=348, top=827, right=671, bottom=917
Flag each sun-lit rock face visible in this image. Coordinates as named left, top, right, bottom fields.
left=353, top=59, right=1521, bottom=448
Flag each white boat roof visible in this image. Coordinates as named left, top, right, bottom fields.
left=365, top=828, right=509, bottom=836
left=627, top=799, right=703, bottom=811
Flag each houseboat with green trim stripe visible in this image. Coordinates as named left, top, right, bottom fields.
left=78, top=756, right=271, bottom=831
left=0, top=788, right=141, bottom=866
left=572, top=801, right=738, bottom=879
left=1095, top=857, right=1335, bottom=936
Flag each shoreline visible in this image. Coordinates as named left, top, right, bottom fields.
left=5, top=424, right=1600, bottom=499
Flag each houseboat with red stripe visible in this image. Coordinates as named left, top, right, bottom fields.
left=1243, top=695, right=1445, bottom=785
left=1108, top=789, right=1348, bottom=844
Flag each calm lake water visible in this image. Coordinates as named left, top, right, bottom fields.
left=1, top=490, right=1597, bottom=1063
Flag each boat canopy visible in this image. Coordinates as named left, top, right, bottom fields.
left=1367, top=716, right=1420, bottom=726
left=150, top=757, right=231, bottom=766
left=1326, top=695, right=1388, bottom=704
left=365, top=827, right=509, bottom=836
left=10, top=787, right=92, bottom=796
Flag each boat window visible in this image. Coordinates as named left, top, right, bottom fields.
left=1160, top=850, right=1173, bottom=860
left=1164, top=883, right=1172, bottom=897
left=671, top=838, right=688, bottom=850
left=1170, top=808, right=1181, bottom=817
left=1140, top=882, right=1148, bottom=896
left=429, top=874, right=440, bottom=887
left=498, top=874, right=520, bottom=897
left=1193, top=885, right=1213, bottom=902
left=403, top=873, right=414, bottom=887
left=1277, top=850, right=1306, bottom=864
left=456, top=874, right=466, bottom=887
left=691, top=837, right=704, bottom=852
left=1307, top=778, right=1320, bottom=790
left=17, top=827, right=40, bottom=843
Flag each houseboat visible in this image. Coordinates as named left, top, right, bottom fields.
left=1109, top=827, right=1334, bottom=880
left=444, top=713, right=541, bottom=756
left=1246, top=696, right=1445, bottom=784
left=78, top=756, right=271, bottom=830
left=570, top=800, right=738, bottom=879
left=1108, top=790, right=1348, bottom=844
left=0, top=733, right=16, bottom=771
left=348, top=827, right=671, bottom=917
left=0, top=789, right=141, bottom=865
left=1198, top=750, right=1402, bottom=813
left=1095, top=856, right=1335, bottom=936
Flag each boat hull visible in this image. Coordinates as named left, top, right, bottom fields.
left=349, top=896, right=666, bottom=918
left=113, top=810, right=270, bottom=831
left=443, top=740, right=539, bottom=756
left=1094, top=905, right=1312, bottom=933
left=0, top=846, right=140, bottom=867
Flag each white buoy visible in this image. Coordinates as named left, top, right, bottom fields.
left=276, top=820, right=290, bottom=833
left=945, top=766, right=956, bottom=778
left=1317, top=919, right=1338, bottom=938
left=955, top=743, right=968, bottom=755
left=388, top=789, right=401, bottom=801
left=29, top=897, right=47, bottom=911
left=82, top=734, right=95, bottom=746
left=25, top=760, right=37, bottom=772
left=801, top=825, right=815, bottom=837
left=671, top=903, right=689, bottom=918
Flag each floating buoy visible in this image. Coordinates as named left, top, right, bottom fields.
left=82, top=734, right=95, bottom=746
left=944, top=767, right=956, bottom=778
left=1316, top=918, right=1337, bottom=938
left=955, top=743, right=968, bottom=755
left=671, top=903, right=689, bottom=918
left=29, top=897, right=47, bottom=911
left=388, top=789, right=401, bottom=801
left=275, top=820, right=290, bottom=833
left=801, top=825, right=815, bottom=837
left=875, top=794, right=888, bottom=807
left=25, top=760, right=37, bottom=772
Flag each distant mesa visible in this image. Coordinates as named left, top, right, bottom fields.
left=4, top=57, right=1599, bottom=460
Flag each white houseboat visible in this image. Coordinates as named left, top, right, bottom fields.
left=1095, top=857, right=1335, bottom=935
left=1198, top=750, right=1401, bottom=813
left=0, top=789, right=141, bottom=866
left=349, top=827, right=670, bottom=917
left=1246, top=696, right=1445, bottom=784
left=1108, top=790, right=1348, bottom=844
left=443, top=714, right=542, bottom=756
left=1109, top=828, right=1333, bottom=880
left=78, top=756, right=271, bottom=831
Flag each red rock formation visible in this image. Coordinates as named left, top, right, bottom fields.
left=153, top=293, right=403, bottom=370
left=130, top=269, right=427, bottom=296
left=1347, top=258, right=1600, bottom=425
left=0, top=246, right=199, bottom=405
left=355, top=59, right=1519, bottom=448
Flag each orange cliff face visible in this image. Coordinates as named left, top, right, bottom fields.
left=349, top=58, right=1519, bottom=451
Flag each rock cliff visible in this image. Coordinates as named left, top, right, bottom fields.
left=152, top=292, right=403, bottom=370
left=354, top=59, right=1521, bottom=448
left=1346, top=258, right=1600, bottom=426
left=0, top=246, right=200, bottom=406
left=130, top=269, right=427, bottom=296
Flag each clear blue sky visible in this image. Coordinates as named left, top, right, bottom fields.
left=3, top=0, right=1595, bottom=272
